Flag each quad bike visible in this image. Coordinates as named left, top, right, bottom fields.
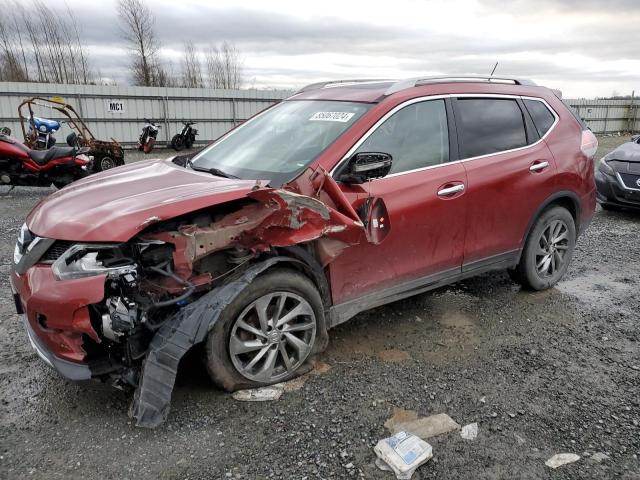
left=0, top=127, right=91, bottom=190
left=18, top=97, right=124, bottom=172
left=171, top=121, right=198, bottom=151
left=138, top=119, right=160, bottom=153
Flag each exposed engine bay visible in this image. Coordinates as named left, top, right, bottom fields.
left=56, top=166, right=390, bottom=426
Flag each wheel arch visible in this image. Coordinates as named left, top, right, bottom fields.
left=520, top=191, right=581, bottom=253
left=267, top=246, right=332, bottom=310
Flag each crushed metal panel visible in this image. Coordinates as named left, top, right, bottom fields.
left=130, top=258, right=281, bottom=428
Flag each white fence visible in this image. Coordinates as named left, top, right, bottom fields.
left=0, top=82, right=293, bottom=148
left=0, top=82, right=637, bottom=148
left=565, top=98, right=639, bottom=134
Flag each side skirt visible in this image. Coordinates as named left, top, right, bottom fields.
left=328, top=249, right=520, bottom=328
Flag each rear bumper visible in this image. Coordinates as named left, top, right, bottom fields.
left=595, top=170, right=640, bottom=209
left=22, top=314, right=92, bottom=380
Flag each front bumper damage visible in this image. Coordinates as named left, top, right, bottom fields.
left=12, top=167, right=389, bottom=428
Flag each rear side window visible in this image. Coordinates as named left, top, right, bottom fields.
left=455, top=98, right=527, bottom=158
left=356, top=99, right=449, bottom=175
left=523, top=99, right=556, bottom=137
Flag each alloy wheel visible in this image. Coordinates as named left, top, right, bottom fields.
left=535, top=219, right=569, bottom=277
left=229, top=292, right=316, bottom=383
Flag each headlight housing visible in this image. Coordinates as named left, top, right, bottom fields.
left=13, top=223, right=32, bottom=264
left=598, top=157, right=615, bottom=176
left=39, top=125, right=47, bottom=132
left=52, top=244, right=136, bottom=280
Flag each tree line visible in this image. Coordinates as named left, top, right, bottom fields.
left=0, top=0, right=243, bottom=88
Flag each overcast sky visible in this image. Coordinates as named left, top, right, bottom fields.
left=55, top=0, right=640, bottom=97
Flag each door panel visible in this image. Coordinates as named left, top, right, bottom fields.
left=460, top=136, right=557, bottom=264
left=328, top=162, right=467, bottom=305
left=452, top=96, right=559, bottom=265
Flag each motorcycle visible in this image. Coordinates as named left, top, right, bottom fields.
left=0, top=127, right=91, bottom=189
left=171, top=121, right=198, bottom=151
left=28, top=115, right=60, bottom=149
left=138, top=119, right=160, bottom=154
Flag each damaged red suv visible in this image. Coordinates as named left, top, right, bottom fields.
left=11, top=76, right=597, bottom=427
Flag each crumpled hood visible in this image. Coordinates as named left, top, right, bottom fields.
left=27, top=159, right=261, bottom=241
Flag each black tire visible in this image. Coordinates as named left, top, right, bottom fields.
left=93, top=156, right=118, bottom=172
left=508, top=206, right=576, bottom=291
left=205, top=269, right=327, bottom=392
left=171, top=134, right=184, bottom=151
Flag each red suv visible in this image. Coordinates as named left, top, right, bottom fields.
left=10, top=76, right=597, bottom=427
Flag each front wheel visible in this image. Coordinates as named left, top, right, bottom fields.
left=171, top=134, right=184, bottom=151
left=508, top=206, right=576, bottom=290
left=205, top=269, right=326, bottom=391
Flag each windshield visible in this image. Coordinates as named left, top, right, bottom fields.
left=190, top=100, right=371, bottom=184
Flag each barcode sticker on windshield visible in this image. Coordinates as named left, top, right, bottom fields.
left=309, top=112, right=355, bottom=122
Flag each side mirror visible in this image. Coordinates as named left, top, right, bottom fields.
left=339, top=152, right=392, bottom=184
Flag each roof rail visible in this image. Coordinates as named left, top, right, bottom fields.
left=294, top=79, right=393, bottom=94
left=385, top=75, right=537, bottom=95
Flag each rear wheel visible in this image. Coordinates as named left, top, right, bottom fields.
left=508, top=206, right=576, bottom=290
left=93, top=156, right=118, bottom=172
left=205, top=269, right=326, bottom=391
left=143, top=138, right=155, bottom=154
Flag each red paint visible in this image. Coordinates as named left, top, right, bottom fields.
left=11, top=267, right=105, bottom=362
left=0, top=136, right=90, bottom=173
left=13, top=80, right=595, bottom=367
left=27, top=159, right=261, bottom=241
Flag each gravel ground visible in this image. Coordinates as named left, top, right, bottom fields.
left=0, top=139, right=639, bottom=479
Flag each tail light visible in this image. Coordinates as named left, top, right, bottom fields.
left=580, top=130, right=598, bottom=159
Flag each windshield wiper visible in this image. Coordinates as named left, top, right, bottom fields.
left=191, top=165, right=239, bottom=179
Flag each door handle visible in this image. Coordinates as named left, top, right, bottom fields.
left=437, top=184, right=465, bottom=196
left=529, top=161, right=549, bottom=172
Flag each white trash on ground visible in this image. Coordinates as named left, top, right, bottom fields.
left=232, top=385, right=284, bottom=401
left=385, top=412, right=460, bottom=439
left=460, top=422, right=478, bottom=440
left=545, top=453, right=580, bottom=469
left=374, top=431, right=433, bottom=479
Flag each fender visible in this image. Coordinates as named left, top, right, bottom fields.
left=131, top=255, right=325, bottom=428
left=518, top=190, right=581, bottom=258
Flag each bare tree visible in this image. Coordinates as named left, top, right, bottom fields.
left=1, top=0, right=92, bottom=84
left=205, top=42, right=243, bottom=89
left=117, top=0, right=164, bottom=86
left=180, top=41, right=203, bottom=88
left=0, top=10, right=29, bottom=81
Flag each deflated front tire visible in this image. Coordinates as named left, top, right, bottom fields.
left=205, top=269, right=327, bottom=391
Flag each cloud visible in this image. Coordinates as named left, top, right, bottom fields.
left=57, top=0, right=639, bottom=96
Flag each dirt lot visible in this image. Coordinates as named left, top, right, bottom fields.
left=1, top=139, right=638, bottom=479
